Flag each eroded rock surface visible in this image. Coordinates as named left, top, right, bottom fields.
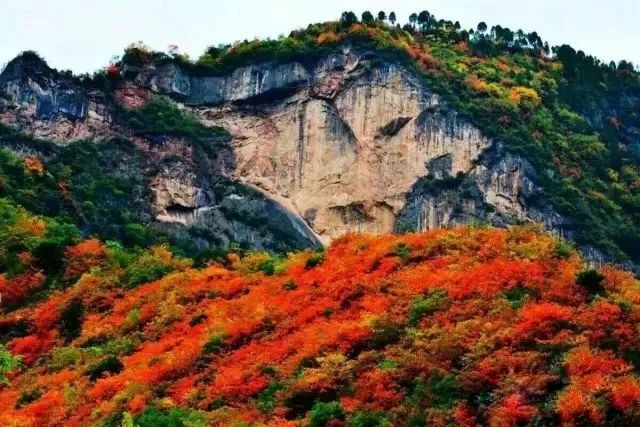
left=0, top=46, right=572, bottom=254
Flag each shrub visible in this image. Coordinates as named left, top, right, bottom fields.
left=59, top=298, right=84, bottom=342
left=554, top=240, right=574, bottom=259
left=15, top=388, right=42, bottom=408
left=305, top=251, right=325, bottom=269
left=0, top=344, right=21, bottom=385
left=309, top=401, right=345, bottom=427
left=135, top=407, right=206, bottom=427
left=409, top=290, right=448, bottom=326
left=85, top=355, right=124, bottom=381
left=347, top=411, right=392, bottom=426
left=257, top=381, right=285, bottom=413
left=203, top=332, right=226, bottom=355
left=576, top=269, right=605, bottom=297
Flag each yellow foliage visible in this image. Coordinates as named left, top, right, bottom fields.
left=15, top=216, right=46, bottom=238
left=508, top=86, right=542, bottom=105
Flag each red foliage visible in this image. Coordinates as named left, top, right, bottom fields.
left=63, top=239, right=106, bottom=280
left=1, top=227, right=640, bottom=426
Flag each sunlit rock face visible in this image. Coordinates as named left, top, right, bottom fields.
left=0, top=46, right=564, bottom=251
left=164, top=48, right=495, bottom=243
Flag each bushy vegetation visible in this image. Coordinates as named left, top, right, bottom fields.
left=1, top=226, right=640, bottom=425
left=0, top=128, right=156, bottom=247
left=1, top=9, right=640, bottom=427
left=117, top=95, right=229, bottom=143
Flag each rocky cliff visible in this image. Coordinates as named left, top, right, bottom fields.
left=0, top=47, right=589, bottom=255
left=123, top=46, right=566, bottom=245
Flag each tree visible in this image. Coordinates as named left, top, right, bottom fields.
left=418, top=10, right=431, bottom=26
left=340, top=11, right=358, bottom=27
left=361, top=11, right=374, bottom=23
left=377, top=11, right=386, bottom=21
left=409, top=13, right=418, bottom=26
left=477, top=21, right=488, bottom=33
left=0, top=344, right=20, bottom=385
left=389, top=11, right=396, bottom=25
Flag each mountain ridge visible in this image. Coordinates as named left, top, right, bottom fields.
left=2, top=16, right=639, bottom=269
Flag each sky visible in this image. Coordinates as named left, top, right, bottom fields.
left=1, top=0, right=638, bottom=74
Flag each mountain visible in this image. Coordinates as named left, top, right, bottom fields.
left=1, top=10, right=640, bottom=427
left=1, top=16, right=640, bottom=268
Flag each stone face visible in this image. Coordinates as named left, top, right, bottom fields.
left=396, top=144, right=570, bottom=238
left=0, top=54, right=112, bottom=142
left=193, top=55, right=493, bottom=243
left=0, top=47, right=573, bottom=254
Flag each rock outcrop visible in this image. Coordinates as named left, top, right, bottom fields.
left=0, top=46, right=572, bottom=253
left=175, top=49, right=494, bottom=243
left=0, top=53, right=113, bottom=142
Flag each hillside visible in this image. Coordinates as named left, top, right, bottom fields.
left=1, top=12, right=639, bottom=268
left=1, top=9, right=640, bottom=427
left=1, top=209, right=640, bottom=426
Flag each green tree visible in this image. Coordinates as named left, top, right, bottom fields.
left=409, top=13, right=418, bottom=26
left=310, top=401, right=345, bottom=427
left=389, top=11, right=396, bottom=25
left=377, top=11, right=386, bottom=21
left=417, top=10, right=430, bottom=26
left=477, top=21, right=488, bottom=33
left=0, top=344, right=21, bottom=385
left=361, top=11, right=374, bottom=23
left=340, top=11, right=358, bottom=27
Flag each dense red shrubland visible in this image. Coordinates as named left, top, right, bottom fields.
left=1, top=225, right=640, bottom=426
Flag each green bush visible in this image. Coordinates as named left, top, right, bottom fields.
left=305, top=251, right=325, bottom=269
left=15, top=388, right=42, bottom=408
left=347, top=411, right=392, bottom=427
left=84, top=355, right=123, bottom=381
left=203, top=332, right=226, bottom=355
left=576, top=269, right=605, bottom=298
left=256, top=381, right=285, bottom=413
left=135, top=406, right=206, bottom=427
left=409, top=290, right=448, bottom=326
left=59, top=298, right=84, bottom=342
left=309, top=401, right=345, bottom=427
left=0, top=344, right=21, bottom=385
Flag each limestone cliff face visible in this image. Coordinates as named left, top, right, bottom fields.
left=142, top=48, right=494, bottom=243
left=0, top=53, right=113, bottom=142
left=396, top=144, right=567, bottom=235
left=0, top=47, right=568, bottom=253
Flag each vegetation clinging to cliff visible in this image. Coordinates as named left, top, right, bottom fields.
left=120, top=11, right=640, bottom=262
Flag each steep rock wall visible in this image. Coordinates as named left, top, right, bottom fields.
left=0, top=47, right=572, bottom=254
left=169, top=49, right=494, bottom=243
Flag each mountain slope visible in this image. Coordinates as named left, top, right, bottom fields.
left=1, top=221, right=640, bottom=426
left=1, top=10, right=640, bottom=427
left=1, top=16, right=639, bottom=268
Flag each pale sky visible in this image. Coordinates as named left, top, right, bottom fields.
left=1, top=0, right=638, bottom=74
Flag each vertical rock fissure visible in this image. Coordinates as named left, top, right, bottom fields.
left=297, top=102, right=307, bottom=190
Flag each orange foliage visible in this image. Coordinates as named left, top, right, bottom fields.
left=23, top=156, right=44, bottom=176
left=63, top=239, right=106, bottom=280
left=317, top=31, right=340, bottom=44
left=1, top=226, right=640, bottom=426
